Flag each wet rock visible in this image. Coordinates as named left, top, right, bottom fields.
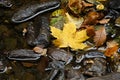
left=32, top=16, right=51, bottom=47
left=0, top=61, right=7, bottom=73
left=105, top=9, right=120, bottom=20
left=26, top=22, right=36, bottom=46
left=7, top=49, right=41, bottom=61
left=76, top=50, right=106, bottom=63
left=65, top=65, right=85, bottom=80
left=0, top=0, right=12, bottom=7
left=0, top=54, right=8, bottom=74
left=26, top=16, right=51, bottom=47
left=44, top=48, right=73, bottom=80
left=47, top=60, right=65, bottom=70
left=46, top=60, right=65, bottom=80
left=65, top=70, right=85, bottom=80
left=108, top=0, right=120, bottom=10
left=11, top=0, right=60, bottom=23
left=48, top=48, right=73, bottom=64
left=75, top=51, right=107, bottom=76
left=105, top=0, right=120, bottom=20
left=81, top=58, right=107, bottom=76
left=86, top=72, right=120, bottom=80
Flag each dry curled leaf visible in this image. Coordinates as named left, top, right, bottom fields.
left=50, top=22, right=89, bottom=50
left=94, top=26, right=106, bottom=47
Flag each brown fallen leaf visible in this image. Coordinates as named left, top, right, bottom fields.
left=86, top=26, right=95, bottom=37
left=94, top=26, right=106, bottom=47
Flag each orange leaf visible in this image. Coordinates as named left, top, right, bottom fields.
left=105, top=45, right=118, bottom=57
left=94, top=27, right=106, bottom=47
left=105, top=41, right=119, bottom=57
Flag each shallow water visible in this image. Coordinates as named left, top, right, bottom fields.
left=0, top=0, right=54, bottom=80
left=0, top=0, right=120, bottom=80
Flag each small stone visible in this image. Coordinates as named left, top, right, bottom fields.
left=87, top=72, right=120, bottom=80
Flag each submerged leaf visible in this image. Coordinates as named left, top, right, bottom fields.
left=50, top=22, right=89, bottom=50
left=94, top=26, right=106, bottom=47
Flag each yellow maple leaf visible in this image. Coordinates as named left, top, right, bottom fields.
left=50, top=22, right=89, bottom=50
